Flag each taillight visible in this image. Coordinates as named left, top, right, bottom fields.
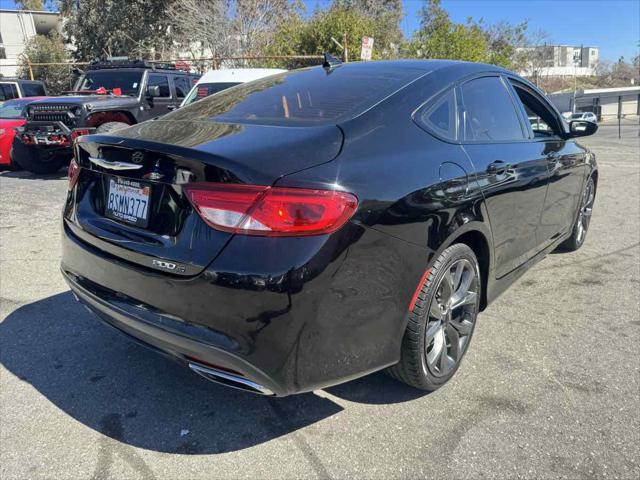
left=183, top=183, right=358, bottom=237
left=71, top=129, right=90, bottom=141
left=67, top=159, right=81, bottom=190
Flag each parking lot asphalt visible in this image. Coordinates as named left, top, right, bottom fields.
left=1, top=124, right=638, bottom=479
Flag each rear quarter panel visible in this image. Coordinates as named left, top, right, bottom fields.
left=274, top=69, right=496, bottom=373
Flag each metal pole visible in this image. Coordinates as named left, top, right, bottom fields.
left=637, top=93, right=639, bottom=137
left=618, top=95, right=622, bottom=139
left=28, top=59, right=34, bottom=80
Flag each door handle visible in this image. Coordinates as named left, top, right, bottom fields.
left=487, top=160, right=510, bottom=175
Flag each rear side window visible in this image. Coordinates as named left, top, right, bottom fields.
left=460, top=76, right=525, bottom=142
left=173, top=76, right=189, bottom=98
left=166, top=64, right=424, bottom=126
left=416, top=89, right=457, bottom=141
left=147, top=74, right=170, bottom=97
left=0, top=83, right=19, bottom=101
left=21, top=83, right=46, bottom=96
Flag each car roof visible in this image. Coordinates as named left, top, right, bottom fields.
left=196, top=68, right=287, bottom=85
left=328, top=59, right=510, bottom=75
left=0, top=78, right=45, bottom=84
left=84, top=68, right=192, bottom=74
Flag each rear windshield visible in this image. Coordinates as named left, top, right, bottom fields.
left=22, top=83, right=46, bottom=97
left=182, top=82, right=241, bottom=106
left=74, top=71, right=143, bottom=96
left=165, top=64, right=424, bottom=126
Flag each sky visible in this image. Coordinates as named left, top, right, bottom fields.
left=306, top=0, right=640, bottom=62
left=7, top=0, right=640, bottom=62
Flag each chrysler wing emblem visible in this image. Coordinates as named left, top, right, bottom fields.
left=131, top=151, right=145, bottom=164
left=88, top=156, right=143, bottom=170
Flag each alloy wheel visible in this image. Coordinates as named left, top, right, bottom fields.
left=425, top=259, right=479, bottom=377
left=576, top=178, right=595, bottom=245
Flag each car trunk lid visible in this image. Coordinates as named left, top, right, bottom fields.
left=65, top=120, right=343, bottom=275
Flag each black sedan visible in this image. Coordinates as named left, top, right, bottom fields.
left=61, top=60, right=597, bottom=396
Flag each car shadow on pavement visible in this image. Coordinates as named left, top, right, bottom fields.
left=0, top=169, right=66, bottom=180
left=1, top=291, right=425, bottom=454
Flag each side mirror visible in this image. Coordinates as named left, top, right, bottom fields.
left=146, top=85, right=161, bottom=98
left=568, top=120, right=598, bottom=138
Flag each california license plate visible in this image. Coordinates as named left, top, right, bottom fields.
left=105, top=177, right=151, bottom=227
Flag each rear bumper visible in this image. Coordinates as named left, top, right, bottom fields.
left=61, top=216, right=427, bottom=395
left=63, top=268, right=281, bottom=395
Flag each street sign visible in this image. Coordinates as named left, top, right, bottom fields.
left=361, top=36, right=374, bottom=61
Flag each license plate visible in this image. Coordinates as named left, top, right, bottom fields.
left=105, top=177, right=151, bottom=227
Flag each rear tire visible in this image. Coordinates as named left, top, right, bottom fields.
left=95, top=121, right=130, bottom=134
left=7, top=146, right=19, bottom=170
left=559, top=176, right=595, bottom=252
left=387, top=244, right=481, bottom=391
left=11, top=139, right=68, bottom=175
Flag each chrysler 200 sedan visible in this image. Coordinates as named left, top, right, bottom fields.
left=61, top=60, right=597, bottom=396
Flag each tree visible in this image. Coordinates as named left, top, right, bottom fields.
left=484, top=20, right=528, bottom=68
left=266, top=2, right=403, bottom=62
left=610, top=57, right=638, bottom=85
left=165, top=0, right=233, bottom=62
left=233, top=0, right=302, bottom=55
left=513, top=29, right=551, bottom=84
left=17, top=32, right=71, bottom=94
left=334, top=0, right=404, bottom=55
left=14, top=0, right=45, bottom=10
left=166, top=0, right=302, bottom=68
left=407, top=0, right=489, bottom=63
left=59, top=0, right=175, bottom=60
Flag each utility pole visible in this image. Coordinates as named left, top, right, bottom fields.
left=330, top=35, right=348, bottom=63
left=343, top=33, right=348, bottom=63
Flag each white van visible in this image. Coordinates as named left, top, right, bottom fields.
left=180, top=68, right=287, bottom=108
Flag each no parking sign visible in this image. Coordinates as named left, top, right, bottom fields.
left=361, top=36, right=374, bottom=61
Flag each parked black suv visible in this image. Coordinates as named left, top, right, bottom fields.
left=0, top=78, right=48, bottom=101
left=13, top=60, right=199, bottom=173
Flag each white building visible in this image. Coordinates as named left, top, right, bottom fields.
left=0, top=9, right=62, bottom=77
left=549, top=86, right=640, bottom=121
left=519, top=45, right=600, bottom=77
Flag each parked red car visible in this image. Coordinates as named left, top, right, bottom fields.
left=0, top=97, right=49, bottom=168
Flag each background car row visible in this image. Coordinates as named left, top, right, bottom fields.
left=0, top=63, right=285, bottom=173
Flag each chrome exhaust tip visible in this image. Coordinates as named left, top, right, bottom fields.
left=188, top=363, right=274, bottom=396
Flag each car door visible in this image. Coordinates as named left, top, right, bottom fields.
left=172, top=75, right=190, bottom=110
left=507, top=79, right=589, bottom=248
left=144, top=73, right=173, bottom=118
left=458, top=75, right=551, bottom=278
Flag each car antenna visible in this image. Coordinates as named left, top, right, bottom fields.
left=322, top=52, right=342, bottom=71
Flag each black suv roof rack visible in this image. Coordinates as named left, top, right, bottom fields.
left=0, top=77, right=43, bottom=82
left=86, top=58, right=189, bottom=72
